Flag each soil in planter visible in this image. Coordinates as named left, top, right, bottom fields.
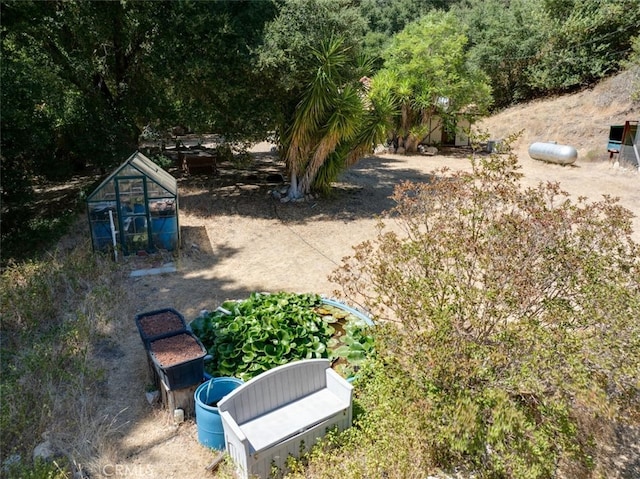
left=139, top=311, right=184, bottom=338
left=150, top=333, right=203, bottom=367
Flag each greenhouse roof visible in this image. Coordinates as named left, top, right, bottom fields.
left=87, top=151, right=177, bottom=201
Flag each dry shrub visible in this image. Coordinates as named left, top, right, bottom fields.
left=328, top=133, right=640, bottom=478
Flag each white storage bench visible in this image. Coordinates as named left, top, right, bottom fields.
left=217, top=359, right=353, bottom=479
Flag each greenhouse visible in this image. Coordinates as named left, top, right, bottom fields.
left=87, top=151, right=179, bottom=255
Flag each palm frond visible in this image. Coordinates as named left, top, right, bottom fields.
left=285, top=35, right=352, bottom=176
left=284, top=35, right=394, bottom=197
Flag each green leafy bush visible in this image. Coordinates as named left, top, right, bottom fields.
left=330, top=134, right=640, bottom=478
left=3, top=458, right=73, bottom=479
left=191, top=292, right=374, bottom=382
left=285, top=357, right=431, bottom=479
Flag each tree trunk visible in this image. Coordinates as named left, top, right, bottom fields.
left=404, top=135, right=420, bottom=154
left=287, top=171, right=304, bottom=199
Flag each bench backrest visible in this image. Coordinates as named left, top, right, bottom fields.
left=218, top=359, right=330, bottom=425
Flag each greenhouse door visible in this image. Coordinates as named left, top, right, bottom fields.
left=115, top=176, right=151, bottom=255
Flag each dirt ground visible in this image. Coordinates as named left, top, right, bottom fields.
left=86, top=137, right=640, bottom=479
left=86, top=71, right=640, bottom=478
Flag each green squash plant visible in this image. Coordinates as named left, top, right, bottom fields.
left=191, top=292, right=374, bottom=381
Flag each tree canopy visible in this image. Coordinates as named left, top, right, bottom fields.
left=257, top=0, right=368, bottom=136
left=256, top=0, right=389, bottom=198
left=456, top=0, right=640, bottom=107
left=370, top=11, right=492, bottom=152
left=2, top=0, right=164, bottom=169
left=151, top=0, right=278, bottom=140
left=2, top=0, right=639, bottom=259
left=357, top=0, right=452, bottom=61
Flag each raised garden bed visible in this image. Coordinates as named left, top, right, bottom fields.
left=135, top=308, right=187, bottom=347
left=190, top=292, right=374, bottom=382
left=149, top=332, right=207, bottom=390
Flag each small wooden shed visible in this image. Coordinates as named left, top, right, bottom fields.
left=421, top=115, right=472, bottom=146
left=421, top=102, right=479, bottom=147
left=87, top=151, right=179, bottom=255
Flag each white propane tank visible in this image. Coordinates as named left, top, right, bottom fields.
left=528, top=142, right=578, bottom=165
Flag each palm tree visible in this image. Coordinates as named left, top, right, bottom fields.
left=282, top=36, right=393, bottom=199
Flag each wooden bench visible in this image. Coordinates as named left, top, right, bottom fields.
left=218, top=359, right=353, bottom=479
left=179, top=152, right=217, bottom=175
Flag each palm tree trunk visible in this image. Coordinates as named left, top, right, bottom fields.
left=287, top=170, right=302, bottom=199
left=405, top=135, right=420, bottom=153
left=297, top=134, right=340, bottom=196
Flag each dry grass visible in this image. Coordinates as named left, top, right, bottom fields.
left=0, top=218, right=138, bottom=473
left=477, top=68, right=640, bottom=162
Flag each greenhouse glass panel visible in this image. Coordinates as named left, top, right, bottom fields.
left=86, top=151, right=179, bottom=255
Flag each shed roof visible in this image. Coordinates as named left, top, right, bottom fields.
left=87, top=151, right=177, bottom=201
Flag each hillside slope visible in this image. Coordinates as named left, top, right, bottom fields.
left=470, top=69, right=640, bottom=244
left=477, top=68, right=640, bottom=162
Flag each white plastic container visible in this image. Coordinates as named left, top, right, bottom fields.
left=173, top=408, right=184, bottom=424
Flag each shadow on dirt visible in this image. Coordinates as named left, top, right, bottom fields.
left=180, top=225, right=215, bottom=256
left=178, top=152, right=437, bottom=224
